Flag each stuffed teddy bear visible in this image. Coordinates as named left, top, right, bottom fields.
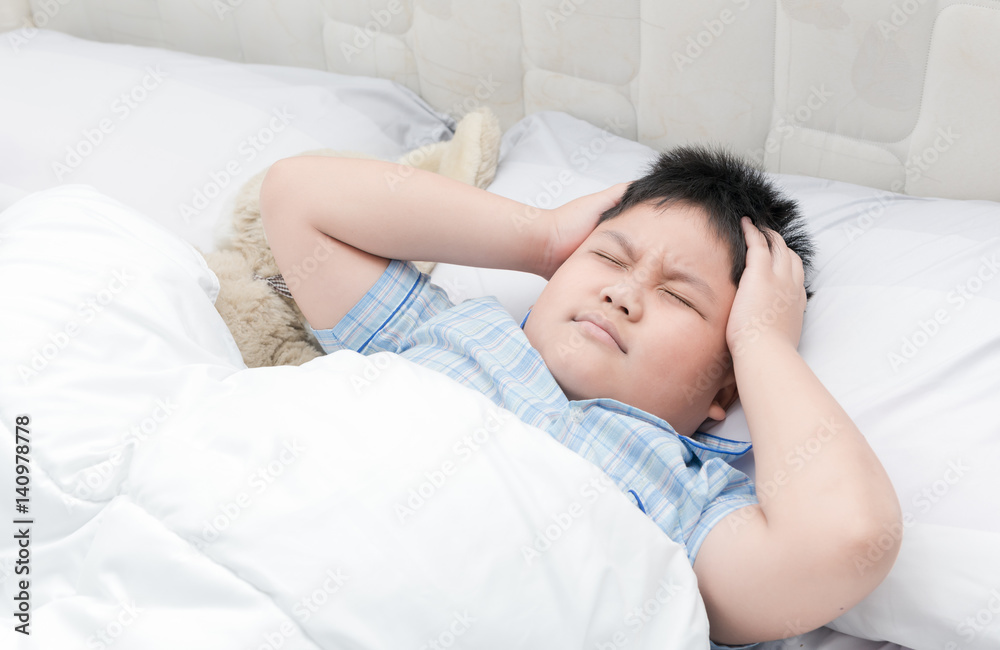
left=202, top=107, right=501, bottom=369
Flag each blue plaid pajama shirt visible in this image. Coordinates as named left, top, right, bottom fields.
left=310, top=260, right=759, bottom=568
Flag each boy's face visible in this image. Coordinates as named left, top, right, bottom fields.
left=523, top=201, right=738, bottom=436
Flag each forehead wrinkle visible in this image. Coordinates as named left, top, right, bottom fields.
left=599, top=229, right=718, bottom=305
left=661, top=265, right=718, bottom=305
left=599, top=229, right=639, bottom=262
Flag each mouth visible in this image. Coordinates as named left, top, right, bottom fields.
left=573, top=313, right=626, bottom=353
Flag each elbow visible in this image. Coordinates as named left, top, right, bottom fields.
left=841, top=498, right=904, bottom=589
left=828, top=460, right=905, bottom=588
left=259, top=156, right=298, bottom=229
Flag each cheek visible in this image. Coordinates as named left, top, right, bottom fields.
left=631, top=324, right=721, bottom=382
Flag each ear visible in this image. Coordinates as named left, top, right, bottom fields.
left=704, top=378, right=739, bottom=423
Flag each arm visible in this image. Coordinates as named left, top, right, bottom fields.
left=259, top=156, right=624, bottom=329
left=693, top=219, right=902, bottom=645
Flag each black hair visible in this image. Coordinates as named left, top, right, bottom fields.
left=598, top=145, right=815, bottom=297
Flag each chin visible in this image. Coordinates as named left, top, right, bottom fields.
left=549, top=365, right=601, bottom=403
left=552, top=374, right=589, bottom=402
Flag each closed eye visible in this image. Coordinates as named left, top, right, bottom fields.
left=661, top=288, right=695, bottom=310
left=594, top=252, right=626, bottom=268
left=597, top=251, right=696, bottom=310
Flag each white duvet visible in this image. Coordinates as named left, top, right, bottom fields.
left=0, top=186, right=710, bottom=648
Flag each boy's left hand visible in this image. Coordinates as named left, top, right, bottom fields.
left=726, top=217, right=807, bottom=355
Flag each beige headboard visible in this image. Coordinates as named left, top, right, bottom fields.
left=4, top=0, right=999, bottom=201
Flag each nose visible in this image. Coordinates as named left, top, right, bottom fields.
left=602, top=279, right=642, bottom=319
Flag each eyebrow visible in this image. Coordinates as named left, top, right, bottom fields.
left=599, top=229, right=718, bottom=305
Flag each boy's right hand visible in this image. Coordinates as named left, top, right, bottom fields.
left=541, top=183, right=629, bottom=279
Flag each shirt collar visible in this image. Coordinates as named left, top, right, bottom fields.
left=567, top=397, right=753, bottom=462
left=684, top=431, right=752, bottom=463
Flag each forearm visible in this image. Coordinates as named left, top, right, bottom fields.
left=696, top=220, right=901, bottom=644
left=263, top=156, right=550, bottom=275
left=735, top=335, right=901, bottom=539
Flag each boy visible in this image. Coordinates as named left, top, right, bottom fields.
left=259, top=146, right=902, bottom=647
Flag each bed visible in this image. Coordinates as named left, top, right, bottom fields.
left=0, top=1, right=998, bottom=649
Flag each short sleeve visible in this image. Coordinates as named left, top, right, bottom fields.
left=309, top=259, right=453, bottom=355
left=684, top=457, right=759, bottom=566
left=710, top=640, right=759, bottom=650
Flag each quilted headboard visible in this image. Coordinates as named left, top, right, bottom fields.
left=4, top=0, right=999, bottom=201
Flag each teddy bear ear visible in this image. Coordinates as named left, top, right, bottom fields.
left=396, top=106, right=501, bottom=189
left=459, top=107, right=501, bottom=189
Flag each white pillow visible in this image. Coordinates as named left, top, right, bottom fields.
left=0, top=29, right=453, bottom=252
left=0, top=185, right=709, bottom=649
left=434, top=111, right=1000, bottom=650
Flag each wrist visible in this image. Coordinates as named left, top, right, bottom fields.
left=525, top=208, right=561, bottom=279
left=729, top=328, right=798, bottom=364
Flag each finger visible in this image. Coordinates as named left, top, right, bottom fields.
left=563, top=184, right=620, bottom=216
left=602, top=182, right=630, bottom=206
left=791, top=252, right=806, bottom=290
left=576, top=183, right=627, bottom=214
left=772, top=239, right=806, bottom=302
left=766, top=229, right=792, bottom=271
left=741, top=217, right=772, bottom=267
left=755, top=222, right=797, bottom=273
left=588, top=184, right=630, bottom=219
left=775, top=237, right=806, bottom=286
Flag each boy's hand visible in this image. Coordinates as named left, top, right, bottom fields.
left=726, top=217, right=807, bottom=355
left=541, top=183, right=629, bottom=279
left=700, top=219, right=901, bottom=647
